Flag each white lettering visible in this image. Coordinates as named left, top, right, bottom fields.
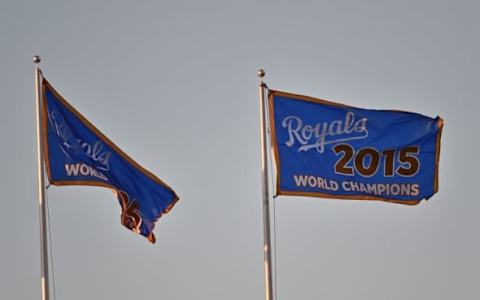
left=48, top=110, right=112, bottom=170
left=293, top=175, right=339, bottom=191
left=282, top=112, right=368, bottom=153
left=293, top=174, right=309, bottom=186
left=64, top=163, right=108, bottom=181
left=340, top=181, right=420, bottom=197
left=65, top=163, right=80, bottom=176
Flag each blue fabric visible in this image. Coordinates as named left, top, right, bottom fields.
left=269, top=90, right=443, bottom=204
left=42, top=79, right=178, bottom=242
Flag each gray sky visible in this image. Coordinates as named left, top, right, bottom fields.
left=1, top=1, right=479, bottom=299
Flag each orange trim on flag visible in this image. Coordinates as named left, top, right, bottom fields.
left=40, top=77, right=180, bottom=232
left=267, top=89, right=442, bottom=205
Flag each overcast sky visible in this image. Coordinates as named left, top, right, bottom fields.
left=1, top=1, right=479, bottom=299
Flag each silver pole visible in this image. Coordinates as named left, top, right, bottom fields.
left=258, top=69, right=274, bottom=300
left=33, top=55, right=50, bottom=300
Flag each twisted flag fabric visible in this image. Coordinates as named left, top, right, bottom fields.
left=269, top=90, right=443, bottom=205
left=42, top=78, right=179, bottom=242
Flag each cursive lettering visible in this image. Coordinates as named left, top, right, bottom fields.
left=48, top=109, right=112, bottom=170
left=282, top=112, right=368, bottom=153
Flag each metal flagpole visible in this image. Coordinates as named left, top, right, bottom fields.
left=33, top=55, right=50, bottom=300
left=258, top=69, right=274, bottom=300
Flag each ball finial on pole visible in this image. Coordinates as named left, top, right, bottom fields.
left=257, top=69, right=265, bottom=78
left=33, top=55, right=41, bottom=64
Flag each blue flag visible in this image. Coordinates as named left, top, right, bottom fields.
left=269, top=90, right=443, bottom=205
left=42, top=78, right=179, bottom=242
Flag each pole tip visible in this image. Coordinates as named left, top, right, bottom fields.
left=33, top=55, right=41, bottom=64
left=257, top=69, right=265, bottom=78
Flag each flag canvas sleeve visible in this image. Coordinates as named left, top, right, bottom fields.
left=269, top=90, right=443, bottom=205
left=41, top=79, right=179, bottom=242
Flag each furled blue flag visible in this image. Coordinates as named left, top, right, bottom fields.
left=269, top=90, right=443, bottom=205
left=41, top=78, right=179, bottom=242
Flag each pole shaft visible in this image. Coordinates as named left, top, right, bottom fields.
left=34, top=63, right=50, bottom=300
left=258, top=75, right=274, bottom=300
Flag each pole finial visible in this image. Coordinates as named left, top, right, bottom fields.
left=257, top=69, right=265, bottom=78
left=33, top=55, right=41, bottom=64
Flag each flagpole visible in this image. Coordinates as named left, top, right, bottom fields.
left=33, top=55, right=50, bottom=300
left=258, top=69, right=274, bottom=300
